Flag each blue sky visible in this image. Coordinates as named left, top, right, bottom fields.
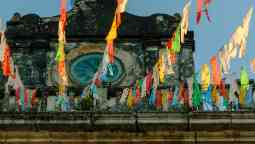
left=0, top=0, right=255, bottom=78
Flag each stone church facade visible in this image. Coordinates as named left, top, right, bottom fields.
left=2, top=0, right=194, bottom=112
left=0, top=0, right=254, bottom=143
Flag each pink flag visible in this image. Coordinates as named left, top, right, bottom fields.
left=251, top=58, right=255, bottom=73
left=196, top=0, right=212, bottom=24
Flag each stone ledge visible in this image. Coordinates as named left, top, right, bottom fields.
left=0, top=112, right=255, bottom=131
left=0, top=131, right=255, bottom=143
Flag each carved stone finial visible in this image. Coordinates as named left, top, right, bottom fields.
left=10, top=12, right=21, bottom=22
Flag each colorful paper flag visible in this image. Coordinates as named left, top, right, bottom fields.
left=192, top=74, right=202, bottom=110
left=240, top=66, right=249, bottom=106
left=2, top=44, right=11, bottom=76
left=250, top=58, right=255, bottom=73
left=202, top=85, right=213, bottom=111
left=56, top=0, right=68, bottom=88
left=200, top=64, right=210, bottom=91
left=196, top=0, right=212, bottom=24
left=181, top=1, right=191, bottom=43
left=116, top=0, right=128, bottom=27
left=211, top=85, right=219, bottom=105
left=105, top=0, right=128, bottom=64
left=172, top=25, right=181, bottom=53
left=245, top=86, right=253, bottom=108
left=210, top=56, right=221, bottom=86
left=240, top=66, right=249, bottom=89
left=230, top=7, right=253, bottom=58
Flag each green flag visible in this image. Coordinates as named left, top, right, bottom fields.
left=192, top=73, right=201, bottom=110
left=172, top=25, right=181, bottom=53
left=240, top=66, right=249, bottom=106
left=240, top=66, right=249, bottom=89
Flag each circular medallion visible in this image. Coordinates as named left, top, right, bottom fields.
left=69, top=52, right=124, bottom=86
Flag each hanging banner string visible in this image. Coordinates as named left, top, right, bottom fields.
left=82, top=0, right=128, bottom=102
left=55, top=0, right=68, bottom=96
left=218, top=7, right=253, bottom=74
left=192, top=7, right=253, bottom=111
left=119, top=1, right=192, bottom=108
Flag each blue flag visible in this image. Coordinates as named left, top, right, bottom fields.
left=202, top=85, right=213, bottom=111
left=218, top=96, right=227, bottom=111
left=171, top=85, right=180, bottom=108
left=245, top=86, right=253, bottom=108
left=149, top=88, right=156, bottom=106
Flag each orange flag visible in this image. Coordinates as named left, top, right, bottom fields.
left=210, top=56, right=221, bottom=86
left=60, top=0, right=67, bottom=34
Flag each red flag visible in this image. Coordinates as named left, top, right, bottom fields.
left=2, top=45, right=11, bottom=76
left=95, top=78, right=101, bottom=87
left=59, top=0, right=67, bottom=33
left=219, top=80, right=228, bottom=99
left=24, top=89, right=29, bottom=111
left=107, top=41, right=114, bottom=64
left=156, top=90, right=162, bottom=109
left=15, top=88, right=21, bottom=112
left=146, top=72, right=153, bottom=95
left=196, top=0, right=203, bottom=24
left=135, top=81, right=141, bottom=104
left=168, top=88, right=174, bottom=104
left=179, top=81, right=188, bottom=105
left=31, top=90, right=37, bottom=111
left=167, top=38, right=172, bottom=49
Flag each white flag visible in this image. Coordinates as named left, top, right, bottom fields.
left=181, top=1, right=191, bottom=43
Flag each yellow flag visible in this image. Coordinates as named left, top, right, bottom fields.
left=105, top=15, right=118, bottom=42
left=201, top=64, right=210, bottom=91
left=127, top=88, right=133, bottom=109
left=158, top=50, right=165, bottom=82
left=211, top=85, right=219, bottom=105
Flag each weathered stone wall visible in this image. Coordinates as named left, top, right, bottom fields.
left=1, top=0, right=195, bottom=112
